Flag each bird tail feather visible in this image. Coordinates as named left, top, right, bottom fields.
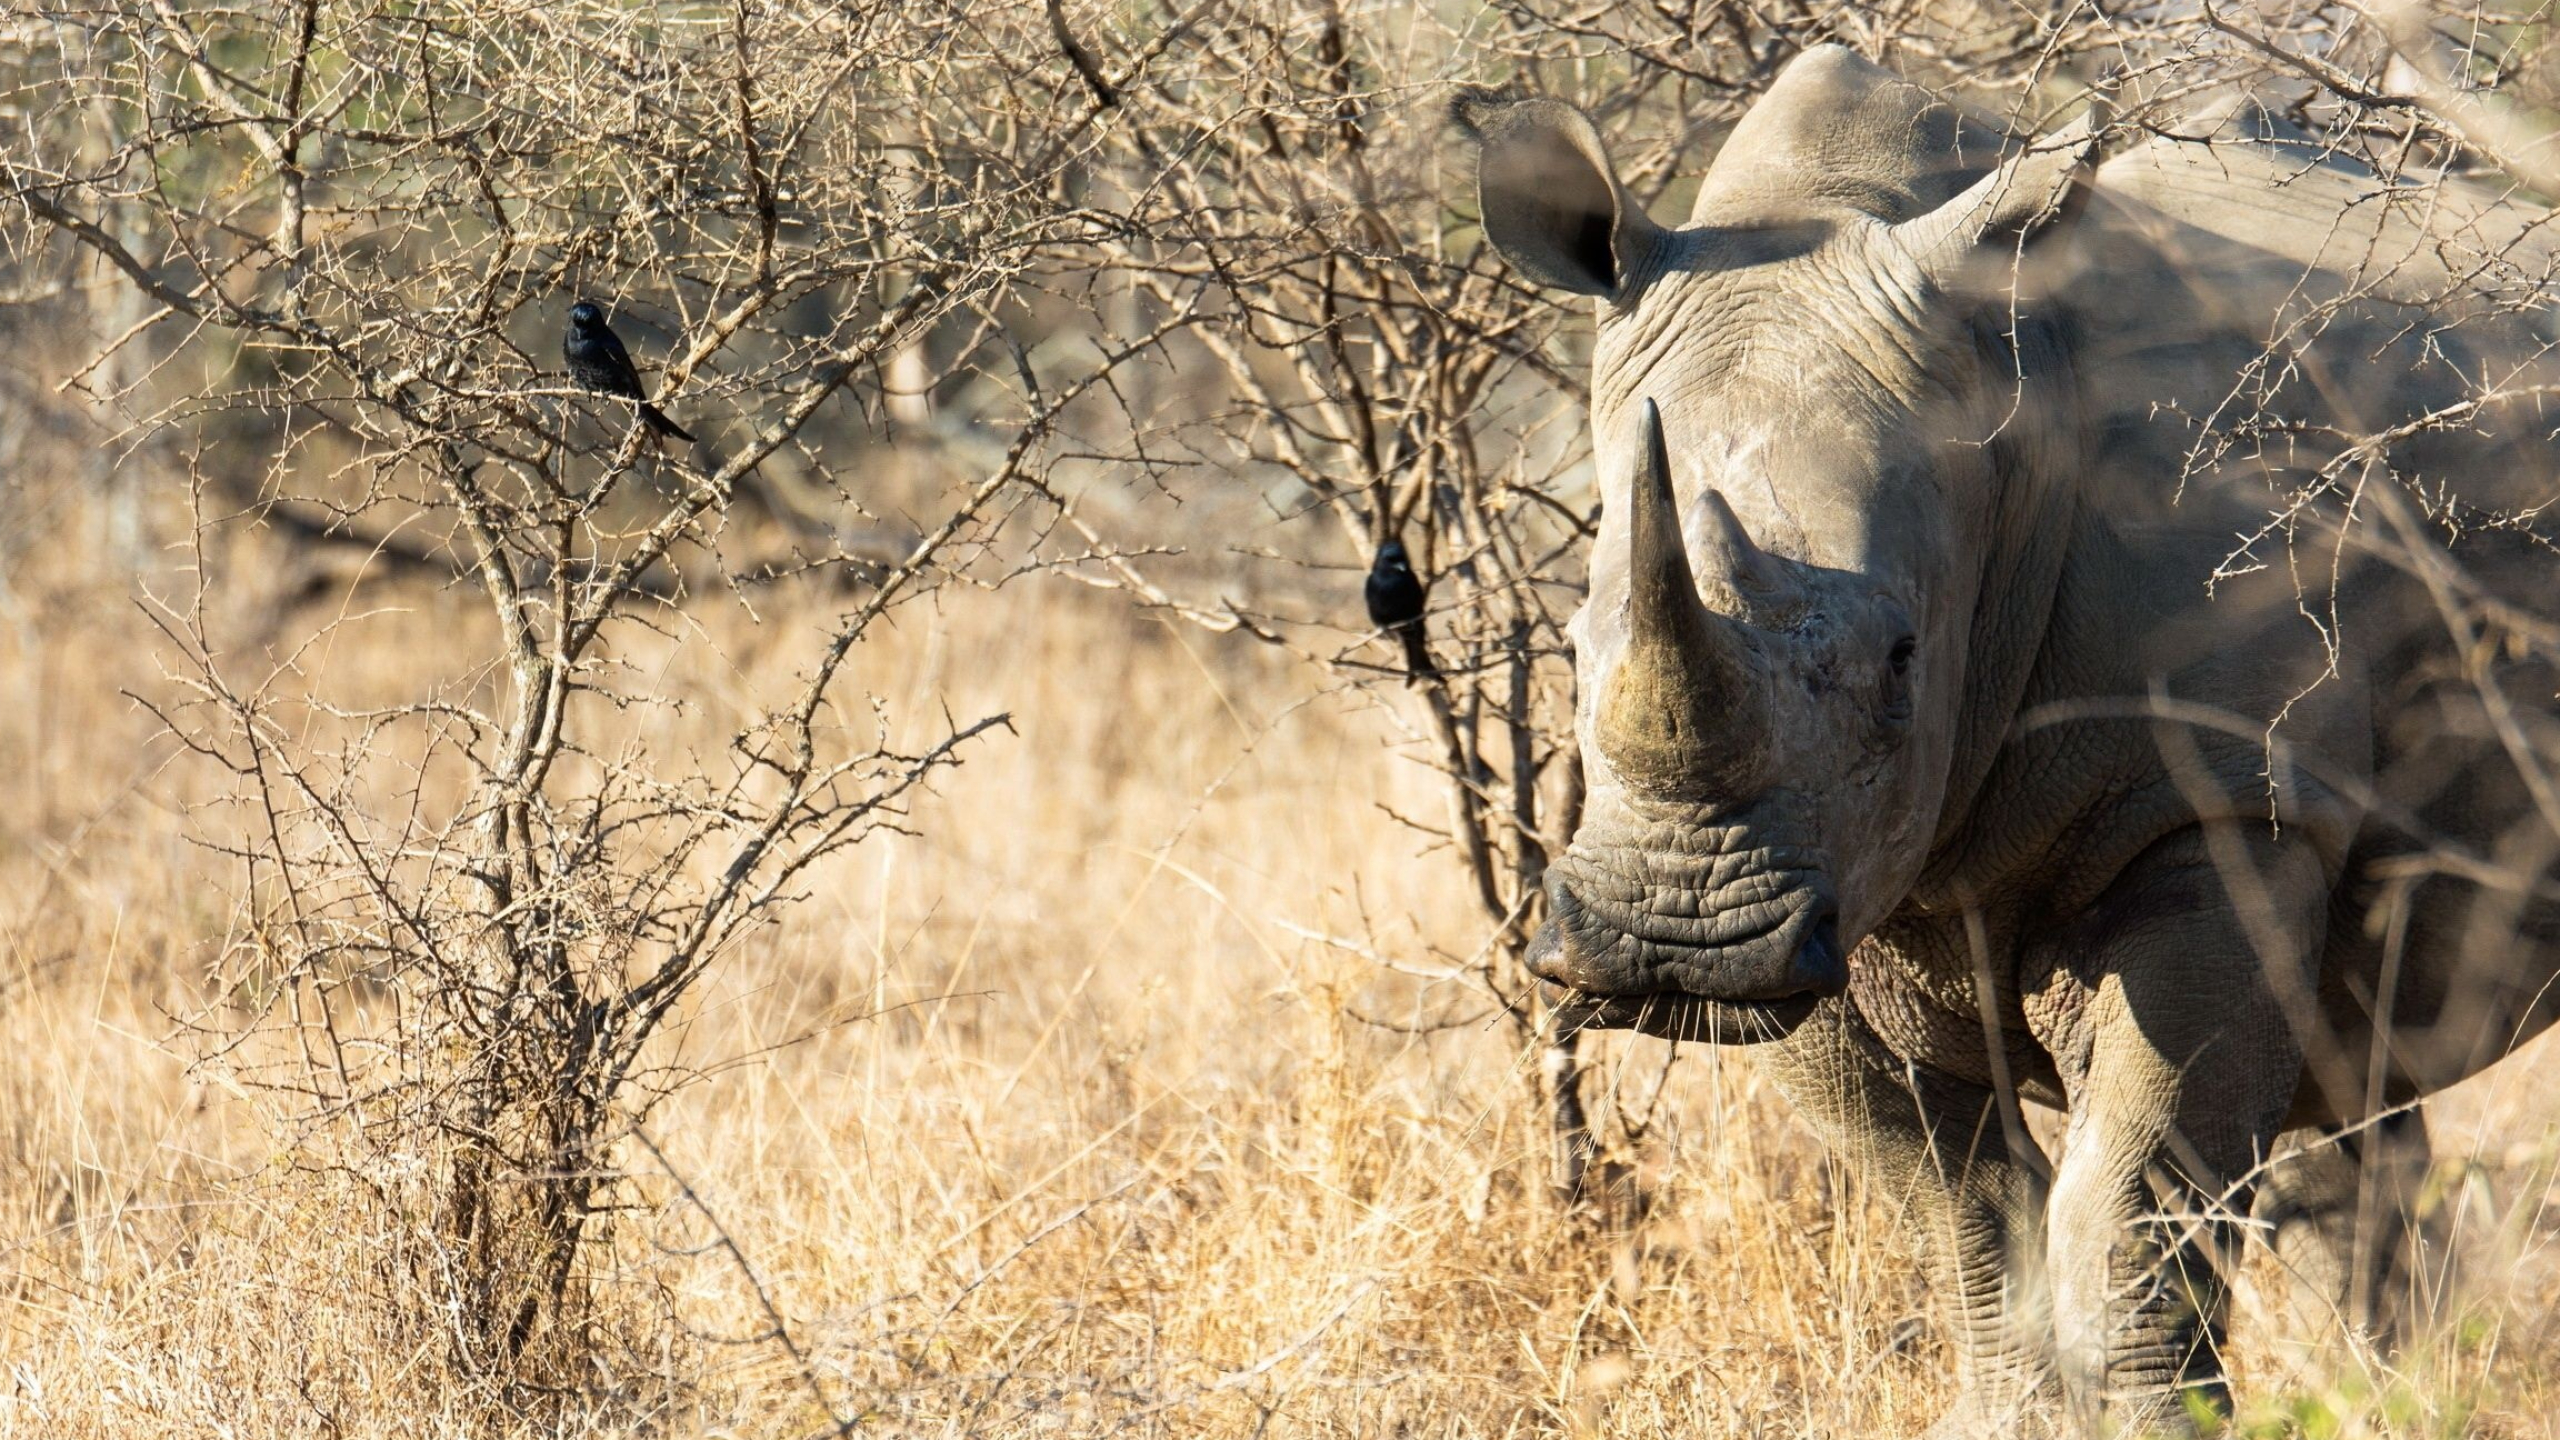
left=1398, top=626, right=1439, bottom=687
left=641, top=403, right=695, bottom=443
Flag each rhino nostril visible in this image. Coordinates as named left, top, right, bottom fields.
left=1525, top=913, right=1568, bottom=979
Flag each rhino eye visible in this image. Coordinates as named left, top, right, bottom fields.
left=1888, top=635, right=1916, bottom=676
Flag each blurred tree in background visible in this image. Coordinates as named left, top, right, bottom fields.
left=10, top=0, right=2554, bottom=1421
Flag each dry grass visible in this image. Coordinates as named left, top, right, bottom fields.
left=9, top=1, right=2560, bottom=1428
left=4, top=465, right=2560, bottom=1439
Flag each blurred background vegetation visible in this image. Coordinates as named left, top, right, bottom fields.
left=3, top=0, right=2559, bottom=1434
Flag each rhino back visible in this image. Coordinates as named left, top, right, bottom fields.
left=2006, top=128, right=2560, bottom=1094
left=2061, top=130, right=2560, bottom=529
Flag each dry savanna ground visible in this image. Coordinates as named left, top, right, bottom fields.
left=5, top=467, right=2560, bottom=1440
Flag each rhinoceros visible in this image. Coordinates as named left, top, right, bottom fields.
left=1465, top=44, right=2560, bottom=1435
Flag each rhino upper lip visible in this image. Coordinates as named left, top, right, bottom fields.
left=1543, top=869, right=1838, bottom=975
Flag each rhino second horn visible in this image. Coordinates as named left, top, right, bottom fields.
left=1596, top=399, right=1769, bottom=801
left=1695, top=487, right=1798, bottom=605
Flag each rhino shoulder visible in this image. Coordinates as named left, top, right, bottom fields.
left=2093, top=127, right=2560, bottom=307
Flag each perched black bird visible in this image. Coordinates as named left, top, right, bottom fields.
left=1364, top=538, right=1438, bottom=685
left=563, top=300, right=693, bottom=442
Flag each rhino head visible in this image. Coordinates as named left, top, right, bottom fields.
left=1475, top=49, right=2097, bottom=1042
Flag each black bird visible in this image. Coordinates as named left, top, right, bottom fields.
left=1364, top=538, right=1438, bottom=685
left=563, top=300, right=693, bottom=442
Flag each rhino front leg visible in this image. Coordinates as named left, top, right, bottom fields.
left=2047, top=1127, right=2251, bottom=1436
left=1755, top=998, right=2056, bottom=1434
left=2042, top=831, right=2319, bottom=1435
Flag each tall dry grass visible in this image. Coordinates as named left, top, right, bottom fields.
left=3, top=443, right=2559, bottom=1438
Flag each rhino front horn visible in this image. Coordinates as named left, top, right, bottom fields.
left=1595, top=399, right=1769, bottom=801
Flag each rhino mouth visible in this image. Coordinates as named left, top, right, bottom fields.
left=1527, top=906, right=1845, bottom=1045
left=1527, top=831, right=1846, bottom=1045
left=1538, top=978, right=1828, bottom=1045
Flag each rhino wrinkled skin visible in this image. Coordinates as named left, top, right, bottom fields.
left=1472, top=47, right=2560, bottom=1436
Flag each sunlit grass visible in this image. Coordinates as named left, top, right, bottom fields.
left=2, top=497, right=2556, bottom=1437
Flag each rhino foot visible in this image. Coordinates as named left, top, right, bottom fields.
left=1922, top=1384, right=2061, bottom=1440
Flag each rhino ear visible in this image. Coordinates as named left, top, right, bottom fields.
left=1457, top=91, right=1664, bottom=299
left=1894, top=114, right=2099, bottom=282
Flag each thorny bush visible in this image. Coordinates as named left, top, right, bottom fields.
left=13, top=0, right=2560, bottom=1414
